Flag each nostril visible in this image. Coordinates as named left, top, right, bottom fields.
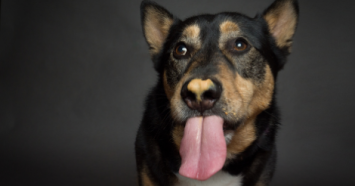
left=183, top=91, right=198, bottom=109
left=203, top=89, right=218, bottom=100
left=201, top=99, right=214, bottom=110
left=181, top=83, right=199, bottom=110
left=200, top=89, right=219, bottom=110
left=186, top=91, right=196, bottom=101
left=203, top=82, right=221, bottom=99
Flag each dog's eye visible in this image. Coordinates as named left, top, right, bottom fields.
left=234, top=38, right=248, bottom=51
left=173, top=43, right=188, bottom=58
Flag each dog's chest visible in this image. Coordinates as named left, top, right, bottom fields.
left=175, top=171, right=242, bottom=186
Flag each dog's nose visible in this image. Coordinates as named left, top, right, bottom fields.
left=181, top=78, right=222, bottom=113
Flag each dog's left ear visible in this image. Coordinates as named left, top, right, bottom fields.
left=263, top=0, right=299, bottom=52
left=141, top=0, right=177, bottom=57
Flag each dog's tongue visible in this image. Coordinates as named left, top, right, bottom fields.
left=179, top=116, right=226, bottom=181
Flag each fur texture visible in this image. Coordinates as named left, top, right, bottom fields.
left=135, top=0, right=299, bottom=185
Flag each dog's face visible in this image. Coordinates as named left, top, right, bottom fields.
left=164, top=17, right=277, bottom=158
left=141, top=0, right=298, bottom=181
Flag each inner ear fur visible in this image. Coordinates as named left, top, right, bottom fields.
left=141, top=0, right=176, bottom=56
left=263, top=0, right=299, bottom=52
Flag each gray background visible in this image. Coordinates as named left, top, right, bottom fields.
left=1, top=0, right=354, bottom=185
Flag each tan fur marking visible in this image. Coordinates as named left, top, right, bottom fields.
left=264, top=2, right=297, bottom=50
left=234, top=73, right=255, bottom=106
left=256, top=182, right=266, bottom=186
left=215, top=64, right=246, bottom=122
left=182, top=25, right=200, bottom=39
left=142, top=164, right=155, bottom=186
left=187, top=79, right=214, bottom=102
left=144, top=8, right=174, bottom=55
left=215, top=63, right=274, bottom=158
left=163, top=70, right=174, bottom=100
left=179, top=24, right=202, bottom=51
left=220, top=21, right=240, bottom=34
left=227, top=117, right=256, bottom=155
left=170, top=74, right=190, bottom=121
left=227, top=65, right=274, bottom=156
left=247, top=65, right=274, bottom=117
left=172, top=125, right=184, bottom=150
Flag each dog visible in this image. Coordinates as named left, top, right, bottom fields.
left=135, top=0, right=298, bottom=185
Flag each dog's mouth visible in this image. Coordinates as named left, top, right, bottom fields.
left=178, top=115, right=230, bottom=181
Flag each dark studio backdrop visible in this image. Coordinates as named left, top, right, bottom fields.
left=1, top=0, right=355, bottom=185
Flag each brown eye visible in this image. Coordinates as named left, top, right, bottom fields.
left=234, top=38, right=248, bottom=51
left=173, top=43, right=188, bottom=58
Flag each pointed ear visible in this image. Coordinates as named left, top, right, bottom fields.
left=263, top=0, right=299, bottom=52
left=141, top=0, right=176, bottom=57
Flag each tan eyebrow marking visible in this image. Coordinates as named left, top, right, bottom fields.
left=183, top=24, right=200, bottom=38
left=180, top=24, right=201, bottom=49
left=220, top=21, right=240, bottom=34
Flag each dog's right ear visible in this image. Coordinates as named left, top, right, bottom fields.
left=141, top=0, right=176, bottom=57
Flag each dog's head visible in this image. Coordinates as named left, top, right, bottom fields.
left=140, top=0, right=298, bottom=181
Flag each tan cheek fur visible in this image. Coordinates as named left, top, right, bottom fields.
left=163, top=70, right=174, bottom=100
left=221, top=64, right=274, bottom=158
left=170, top=77, right=189, bottom=122
left=141, top=164, right=155, bottom=186
left=216, top=64, right=248, bottom=121
left=172, top=125, right=184, bottom=150
left=226, top=117, right=257, bottom=158
left=169, top=76, right=188, bottom=151
left=256, top=182, right=266, bottom=186
left=247, top=65, right=274, bottom=118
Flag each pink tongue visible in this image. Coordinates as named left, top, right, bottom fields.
left=179, top=116, right=226, bottom=181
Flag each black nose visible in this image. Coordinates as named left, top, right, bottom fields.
left=181, top=78, right=222, bottom=113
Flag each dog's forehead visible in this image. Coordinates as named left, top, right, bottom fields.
left=179, top=14, right=256, bottom=46
left=181, top=20, right=240, bottom=36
